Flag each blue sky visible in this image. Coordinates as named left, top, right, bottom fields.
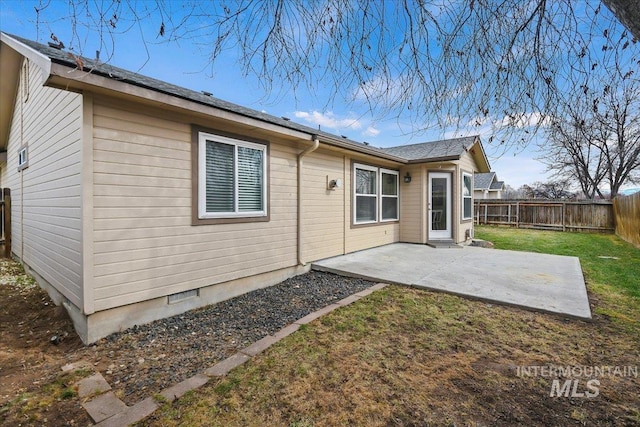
left=0, top=0, right=620, bottom=189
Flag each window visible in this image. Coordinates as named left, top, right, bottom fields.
left=18, top=146, right=28, bottom=172
left=381, top=169, right=399, bottom=221
left=462, top=172, right=472, bottom=220
left=354, top=164, right=378, bottom=223
left=198, top=132, right=267, bottom=220
left=353, top=163, right=399, bottom=224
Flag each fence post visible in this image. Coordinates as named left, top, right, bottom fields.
left=3, top=188, right=11, bottom=258
left=516, top=201, right=520, bottom=228
left=562, top=202, right=566, bottom=232
left=484, top=203, right=488, bottom=224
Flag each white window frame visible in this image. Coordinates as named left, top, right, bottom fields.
left=353, top=163, right=399, bottom=225
left=462, top=171, right=473, bottom=220
left=380, top=168, right=399, bottom=222
left=198, top=132, right=267, bottom=219
left=353, top=163, right=379, bottom=225
left=18, top=146, right=28, bottom=172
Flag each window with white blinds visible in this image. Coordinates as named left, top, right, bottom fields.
left=198, top=132, right=267, bottom=219
left=353, top=163, right=399, bottom=224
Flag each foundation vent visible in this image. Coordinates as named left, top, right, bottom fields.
left=168, top=289, right=199, bottom=304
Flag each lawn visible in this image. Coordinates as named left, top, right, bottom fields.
left=141, top=228, right=640, bottom=427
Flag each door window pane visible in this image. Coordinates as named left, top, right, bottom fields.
left=432, top=178, right=447, bottom=231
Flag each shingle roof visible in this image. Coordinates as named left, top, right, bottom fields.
left=381, top=136, right=479, bottom=162
left=3, top=33, right=488, bottom=167
left=490, top=181, right=505, bottom=190
left=473, top=172, right=496, bottom=190
left=5, top=33, right=400, bottom=158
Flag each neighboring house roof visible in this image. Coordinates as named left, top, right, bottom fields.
left=474, top=172, right=504, bottom=192
left=0, top=32, right=491, bottom=171
left=490, top=181, right=505, bottom=190
left=473, top=172, right=497, bottom=191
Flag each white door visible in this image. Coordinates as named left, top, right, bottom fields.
left=428, top=172, right=452, bottom=240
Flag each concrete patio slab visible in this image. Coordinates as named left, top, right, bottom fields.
left=313, top=243, right=591, bottom=320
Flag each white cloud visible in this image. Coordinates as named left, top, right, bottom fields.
left=293, top=110, right=362, bottom=131
left=500, top=112, right=550, bottom=128
left=363, top=126, right=380, bottom=137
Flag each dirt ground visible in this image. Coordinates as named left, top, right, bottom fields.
left=0, top=261, right=90, bottom=426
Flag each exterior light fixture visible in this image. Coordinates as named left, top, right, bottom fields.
left=404, top=172, right=412, bottom=183
left=328, top=178, right=343, bottom=190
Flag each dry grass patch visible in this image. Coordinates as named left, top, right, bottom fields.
left=142, top=286, right=640, bottom=426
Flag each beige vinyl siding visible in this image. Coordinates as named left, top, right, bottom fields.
left=457, top=151, right=479, bottom=242
left=3, top=59, right=83, bottom=307
left=399, top=164, right=424, bottom=243
left=301, top=149, right=345, bottom=262
left=91, top=99, right=298, bottom=311
left=344, top=156, right=400, bottom=253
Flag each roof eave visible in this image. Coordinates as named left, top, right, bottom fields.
left=407, top=155, right=460, bottom=164
left=46, top=59, right=405, bottom=163
left=469, top=136, right=491, bottom=172
left=0, top=33, right=53, bottom=150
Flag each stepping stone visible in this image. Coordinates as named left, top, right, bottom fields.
left=77, top=373, right=111, bottom=398
left=95, top=397, right=159, bottom=427
left=83, top=392, right=127, bottom=423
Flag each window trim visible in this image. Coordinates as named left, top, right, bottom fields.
left=461, top=171, right=473, bottom=221
left=17, top=145, right=28, bottom=172
left=192, top=126, right=270, bottom=225
left=380, top=168, right=399, bottom=222
left=353, top=163, right=400, bottom=226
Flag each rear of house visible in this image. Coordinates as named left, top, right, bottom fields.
left=0, top=33, right=489, bottom=343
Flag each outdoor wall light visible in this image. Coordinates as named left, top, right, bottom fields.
left=328, top=178, right=343, bottom=190
left=404, top=172, right=412, bottom=183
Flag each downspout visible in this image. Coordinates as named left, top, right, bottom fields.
left=297, top=135, right=320, bottom=266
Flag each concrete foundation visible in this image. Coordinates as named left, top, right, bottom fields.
left=22, top=258, right=309, bottom=344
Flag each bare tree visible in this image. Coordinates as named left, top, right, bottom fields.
left=525, top=180, right=576, bottom=199
left=28, top=0, right=640, bottom=145
left=542, top=62, right=640, bottom=198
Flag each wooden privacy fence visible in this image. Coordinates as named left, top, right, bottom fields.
left=474, top=199, right=614, bottom=233
left=613, top=192, right=640, bottom=248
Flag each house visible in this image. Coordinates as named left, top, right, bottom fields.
left=0, top=33, right=490, bottom=343
left=474, top=172, right=505, bottom=199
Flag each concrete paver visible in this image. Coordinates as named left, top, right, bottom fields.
left=204, top=352, right=251, bottom=377
left=240, top=335, right=279, bottom=357
left=273, top=323, right=301, bottom=340
left=160, top=374, right=210, bottom=403
left=294, top=303, right=341, bottom=324
left=77, top=373, right=111, bottom=398
left=95, top=397, right=159, bottom=427
left=313, top=243, right=591, bottom=319
left=82, top=392, right=127, bottom=423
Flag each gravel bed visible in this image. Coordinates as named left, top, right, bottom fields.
left=88, top=271, right=376, bottom=404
